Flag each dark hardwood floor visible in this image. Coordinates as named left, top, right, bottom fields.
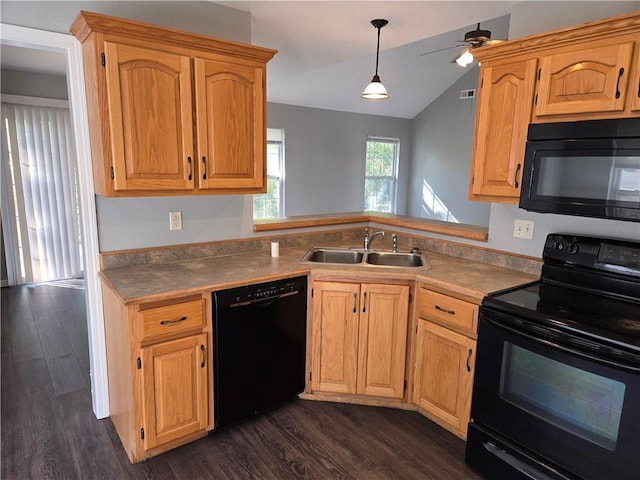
left=1, top=282, right=485, bottom=479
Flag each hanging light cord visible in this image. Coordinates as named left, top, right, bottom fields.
left=374, top=25, right=381, bottom=76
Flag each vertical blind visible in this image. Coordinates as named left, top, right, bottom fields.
left=1, top=100, right=82, bottom=284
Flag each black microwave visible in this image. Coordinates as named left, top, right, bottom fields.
left=520, top=118, right=640, bottom=222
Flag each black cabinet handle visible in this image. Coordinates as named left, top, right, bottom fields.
left=352, top=292, right=357, bottom=314
left=160, top=316, right=187, bottom=325
left=435, top=305, right=455, bottom=315
left=200, top=344, right=205, bottom=368
left=615, top=67, right=624, bottom=99
left=202, top=156, right=207, bottom=180
left=187, top=156, right=192, bottom=181
left=637, top=77, right=640, bottom=98
left=466, top=348, right=472, bottom=372
left=362, top=292, right=367, bottom=313
left=514, top=163, right=522, bottom=189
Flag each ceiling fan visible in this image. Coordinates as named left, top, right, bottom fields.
left=420, top=23, right=506, bottom=67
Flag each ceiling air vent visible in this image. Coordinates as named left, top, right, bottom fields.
left=460, top=89, right=476, bottom=99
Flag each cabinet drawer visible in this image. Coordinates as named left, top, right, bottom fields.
left=138, top=299, right=205, bottom=341
left=418, top=288, right=478, bottom=337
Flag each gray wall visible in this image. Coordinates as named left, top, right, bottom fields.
left=1, top=69, right=68, bottom=99
left=408, top=68, right=490, bottom=226
left=267, top=103, right=412, bottom=217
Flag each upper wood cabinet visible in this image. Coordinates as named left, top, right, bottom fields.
left=194, top=58, right=265, bottom=190
left=70, top=11, right=276, bottom=197
left=469, top=12, right=640, bottom=203
left=534, top=39, right=634, bottom=118
left=469, top=58, right=537, bottom=202
left=310, top=280, right=410, bottom=400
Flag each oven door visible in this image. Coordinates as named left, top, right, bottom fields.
left=471, top=308, right=640, bottom=480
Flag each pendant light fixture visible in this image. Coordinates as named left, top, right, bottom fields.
left=362, top=18, right=389, bottom=100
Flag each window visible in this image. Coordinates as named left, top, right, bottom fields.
left=253, top=128, right=284, bottom=219
left=364, top=137, right=399, bottom=213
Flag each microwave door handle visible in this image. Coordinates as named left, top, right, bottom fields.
left=484, top=316, right=640, bottom=373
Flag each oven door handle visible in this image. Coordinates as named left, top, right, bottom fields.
left=484, top=315, right=640, bottom=373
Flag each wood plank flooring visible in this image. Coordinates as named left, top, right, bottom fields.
left=1, top=282, right=484, bottom=479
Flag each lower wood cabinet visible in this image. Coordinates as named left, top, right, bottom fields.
left=101, top=284, right=212, bottom=462
left=413, top=287, right=477, bottom=439
left=413, top=320, right=475, bottom=439
left=310, top=280, right=410, bottom=400
left=140, top=333, right=208, bottom=450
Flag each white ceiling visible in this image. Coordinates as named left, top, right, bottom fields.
left=220, top=1, right=516, bottom=118
left=1, top=1, right=518, bottom=119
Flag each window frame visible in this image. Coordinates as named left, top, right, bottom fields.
left=253, top=128, right=284, bottom=219
left=364, top=136, right=400, bottom=214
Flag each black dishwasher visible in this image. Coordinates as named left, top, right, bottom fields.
left=213, top=276, right=307, bottom=428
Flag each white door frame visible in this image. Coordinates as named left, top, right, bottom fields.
left=1, top=24, right=109, bottom=418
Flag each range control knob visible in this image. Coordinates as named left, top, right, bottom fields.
left=567, top=242, right=579, bottom=254
left=552, top=240, right=565, bottom=251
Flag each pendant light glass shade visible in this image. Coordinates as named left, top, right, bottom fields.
left=362, top=74, right=388, bottom=99
left=362, top=19, right=389, bottom=100
left=455, top=49, right=474, bottom=67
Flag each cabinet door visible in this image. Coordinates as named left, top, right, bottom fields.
left=357, top=284, right=409, bottom=398
left=141, top=333, right=208, bottom=450
left=194, top=58, right=265, bottom=191
left=535, top=40, right=634, bottom=117
left=413, top=321, right=475, bottom=438
left=311, top=281, right=360, bottom=394
left=104, top=42, right=195, bottom=192
left=470, top=58, right=537, bottom=201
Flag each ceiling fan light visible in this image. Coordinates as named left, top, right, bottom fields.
left=362, top=75, right=389, bottom=99
left=456, top=49, right=474, bottom=67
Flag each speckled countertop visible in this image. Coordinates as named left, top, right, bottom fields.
left=100, top=243, right=539, bottom=305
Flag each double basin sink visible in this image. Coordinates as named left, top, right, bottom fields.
left=302, top=247, right=431, bottom=269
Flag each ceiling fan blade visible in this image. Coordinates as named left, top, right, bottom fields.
left=419, top=45, right=460, bottom=57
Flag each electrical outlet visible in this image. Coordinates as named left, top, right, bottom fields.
left=513, top=219, right=534, bottom=240
left=169, top=211, right=182, bottom=231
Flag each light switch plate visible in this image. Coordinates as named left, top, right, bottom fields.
left=513, top=219, right=534, bottom=239
left=169, top=211, right=182, bottom=231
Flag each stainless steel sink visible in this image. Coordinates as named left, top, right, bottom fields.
left=301, top=247, right=430, bottom=269
left=365, top=251, right=427, bottom=267
left=303, top=248, right=364, bottom=264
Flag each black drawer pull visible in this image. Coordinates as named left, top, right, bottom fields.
left=466, top=348, right=472, bottom=372
left=435, top=305, right=455, bottom=315
left=202, top=156, right=207, bottom=180
left=200, top=344, right=205, bottom=368
left=187, top=156, right=192, bottom=181
left=160, top=316, right=187, bottom=325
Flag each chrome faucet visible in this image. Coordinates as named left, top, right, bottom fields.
left=364, top=228, right=386, bottom=250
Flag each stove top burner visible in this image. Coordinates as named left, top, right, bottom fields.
left=485, top=281, right=640, bottom=351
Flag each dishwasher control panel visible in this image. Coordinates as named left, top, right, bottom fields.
left=216, top=276, right=306, bottom=305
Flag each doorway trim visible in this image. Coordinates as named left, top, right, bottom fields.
left=1, top=24, right=109, bottom=418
